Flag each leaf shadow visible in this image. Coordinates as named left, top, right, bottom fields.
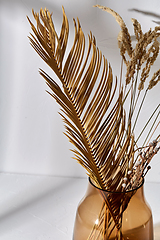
left=129, top=8, right=160, bottom=20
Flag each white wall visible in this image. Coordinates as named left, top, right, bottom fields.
left=0, top=0, right=160, bottom=181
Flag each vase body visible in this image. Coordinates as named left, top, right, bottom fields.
left=73, top=178, right=153, bottom=240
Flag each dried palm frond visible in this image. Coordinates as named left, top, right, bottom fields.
left=27, top=7, right=134, bottom=192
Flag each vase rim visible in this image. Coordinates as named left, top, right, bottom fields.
left=89, top=177, right=144, bottom=194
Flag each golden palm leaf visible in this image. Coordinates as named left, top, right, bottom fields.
left=27, top=7, right=135, bottom=236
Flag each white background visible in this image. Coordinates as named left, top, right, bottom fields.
left=0, top=0, right=160, bottom=181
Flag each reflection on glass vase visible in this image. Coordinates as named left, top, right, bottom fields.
left=73, top=178, right=153, bottom=240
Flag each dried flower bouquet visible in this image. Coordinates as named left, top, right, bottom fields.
left=27, top=5, right=160, bottom=239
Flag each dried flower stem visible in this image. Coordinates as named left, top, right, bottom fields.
left=136, top=104, right=160, bottom=144
left=146, top=121, right=160, bottom=146
left=132, top=88, right=148, bottom=134
left=142, top=111, right=160, bottom=147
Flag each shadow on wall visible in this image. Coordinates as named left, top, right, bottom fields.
left=129, top=8, right=160, bottom=24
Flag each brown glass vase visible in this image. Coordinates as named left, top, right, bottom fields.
left=73, top=178, right=153, bottom=240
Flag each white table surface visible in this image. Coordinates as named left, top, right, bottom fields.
left=0, top=173, right=159, bottom=240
